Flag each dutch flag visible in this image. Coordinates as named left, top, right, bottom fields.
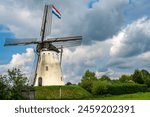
left=52, top=5, right=61, bottom=19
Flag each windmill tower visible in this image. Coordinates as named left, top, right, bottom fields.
left=4, top=4, right=82, bottom=86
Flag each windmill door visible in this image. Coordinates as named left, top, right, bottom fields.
left=38, top=77, right=42, bottom=86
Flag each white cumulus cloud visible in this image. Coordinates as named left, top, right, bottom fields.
left=0, top=48, right=35, bottom=77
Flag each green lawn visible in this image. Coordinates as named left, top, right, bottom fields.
left=92, top=92, right=150, bottom=100
left=34, top=85, right=92, bottom=100
left=34, top=86, right=150, bottom=100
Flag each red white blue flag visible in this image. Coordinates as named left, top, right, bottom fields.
left=52, top=5, right=61, bottom=19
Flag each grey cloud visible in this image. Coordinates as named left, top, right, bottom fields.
left=0, top=0, right=128, bottom=43
left=81, top=0, right=128, bottom=43
left=59, top=0, right=128, bottom=44
left=110, top=17, right=150, bottom=58
left=62, top=41, right=111, bottom=82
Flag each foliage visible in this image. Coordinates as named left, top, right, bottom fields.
left=80, top=70, right=98, bottom=92
left=80, top=80, right=94, bottom=93
left=81, top=70, right=97, bottom=81
left=108, top=83, right=147, bottom=95
left=0, top=75, right=10, bottom=99
left=8, top=69, right=29, bottom=99
left=80, top=69, right=150, bottom=96
left=131, top=69, right=150, bottom=87
left=99, top=75, right=111, bottom=81
left=141, top=70, right=150, bottom=87
left=119, top=75, right=132, bottom=83
left=0, top=68, right=29, bottom=100
left=144, top=77, right=150, bottom=87
left=111, top=79, right=120, bottom=84
left=92, top=80, right=109, bottom=95
left=132, top=70, right=144, bottom=84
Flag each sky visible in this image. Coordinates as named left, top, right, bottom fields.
left=0, top=0, right=150, bottom=84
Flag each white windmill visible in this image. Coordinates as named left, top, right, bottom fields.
left=4, top=4, right=82, bottom=86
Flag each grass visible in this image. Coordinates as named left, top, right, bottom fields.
left=92, top=92, right=150, bottom=100
left=34, top=86, right=150, bottom=100
left=34, top=85, right=92, bottom=100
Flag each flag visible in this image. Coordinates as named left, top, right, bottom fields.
left=52, top=5, right=61, bottom=19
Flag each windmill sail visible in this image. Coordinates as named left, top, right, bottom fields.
left=4, top=38, right=38, bottom=46
left=46, top=36, right=82, bottom=48
left=40, top=5, right=52, bottom=40
left=53, top=40, right=82, bottom=48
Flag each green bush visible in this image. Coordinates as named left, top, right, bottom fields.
left=92, top=80, right=109, bottom=95
left=108, top=83, right=147, bottom=95
left=80, top=80, right=94, bottom=93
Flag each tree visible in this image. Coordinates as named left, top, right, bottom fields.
left=8, top=68, right=29, bottom=99
left=132, top=70, right=144, bottom=84
left=0, top=68, right=29, bottom=99
left=119, top=75, right=131, bottom=83
left=0, top=75, right=10, bottom=99
left=144, top=78, right=150, bottom=87
left=99, top=75, right=111, bottom=81
left=80, top=70, right=97, bottom=92
left=81, top=70, right=97, bottom=81
left=141, top=69, right=150, bottom=87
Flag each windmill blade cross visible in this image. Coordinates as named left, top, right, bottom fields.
left=40, top=5, right=52, bottom=42
left=45, top=36, right=82, bottom=48
left=4, top=38, right=39, bottom=46
left=46, top=36, right=82, bottom=42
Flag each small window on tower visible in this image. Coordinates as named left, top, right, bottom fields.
left=46, top=66, right=48, bottom=71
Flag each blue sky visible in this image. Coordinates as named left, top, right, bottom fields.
left=0, top=0, right=150, bottom=83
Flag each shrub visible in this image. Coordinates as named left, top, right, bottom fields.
left=119, top=75, right=132, bottom=83
left=92, top=80, right=109, bottom=95
left=143, top=75, right=150, bottom=87
left=108, top=83, right=147, bottom=95
left=80, top=80, right=94, bottom=93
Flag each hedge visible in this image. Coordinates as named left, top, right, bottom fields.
left=92, top=80, right=109, bottom=95
left=80, top=80, right=94, bottom=93
left=107, top=83, right=147, bottom=95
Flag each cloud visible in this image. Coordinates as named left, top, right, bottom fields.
left=106, top=17, right=150, bottom=73
left=0, top=48, right=35, bottom=78
left=0, top=0, right=128, bottom=44
left=95, top=68, right=126, bottom=79
left=0, top=0, right=88, bottom=38
left=110, top=17, right=150, bottom=58
left=81, top=0, right=128, bottom=43
left=62, top=40, right=111, bottom=83
left=58, top=0, right=129, bottom=43
left=0, top=1, right=42, bottom=37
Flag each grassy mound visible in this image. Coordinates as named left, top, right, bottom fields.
left=34, top=85, right=92, bottom=100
